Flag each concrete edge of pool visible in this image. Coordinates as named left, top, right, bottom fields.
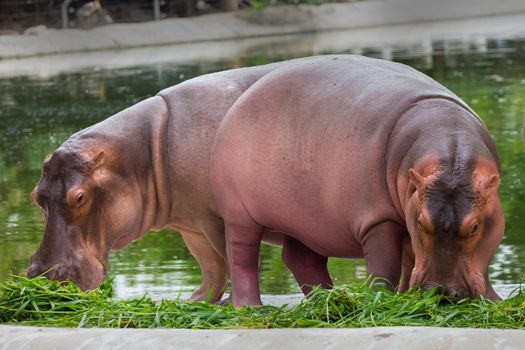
left=1, top=325, right=524, bottom=350
left=3, top=0, right=525, bottom=59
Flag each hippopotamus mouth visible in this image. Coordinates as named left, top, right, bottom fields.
left=409, top=265, right=486, bottom=299
left=28, top=247, right=108, bottom=291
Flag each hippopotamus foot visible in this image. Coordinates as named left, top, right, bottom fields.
left=362, top=221, right=407, bottom=291
left=282, top=235, right=332, bottom=296
left=216, top=295, right=232, bottom=306
left=179, top=230, right=229, bottom=303
left=224, top=221, right=264, bottom=307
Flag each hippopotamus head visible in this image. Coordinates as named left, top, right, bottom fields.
left=27, top=137, right=147, bottom=290
left=405, top=158, right=504, bottom=299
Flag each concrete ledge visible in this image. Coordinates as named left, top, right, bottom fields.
left=1, top=325, right=524, bottom=349
left=2, top=11, right=525, bottom=78
left=2, top=0, right=525, bottom=59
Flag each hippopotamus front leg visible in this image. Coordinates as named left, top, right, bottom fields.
left=179, top=230, right=229, bottom=303
left=484, top=272, right=501, bottom=300
left=399, top=236, right=415, bottom=292
left=282, top=236, right=333, bottom=295
left=362, top=221, right=407, bottom=290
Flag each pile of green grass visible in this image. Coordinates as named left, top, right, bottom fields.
left=1, top=276, right=525, bottom=329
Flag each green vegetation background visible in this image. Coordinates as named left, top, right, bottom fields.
left=0, top=39, right=525, bottom=297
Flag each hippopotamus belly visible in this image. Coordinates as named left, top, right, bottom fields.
left=213, top=56, right=445, bottom=254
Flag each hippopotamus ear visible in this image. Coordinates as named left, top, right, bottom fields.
left=409, top=168, right=426, bottom=193
left=474, top=172, right=500, bottom=198
left=409, top=168, right=424, bottom=185
left=87, top=150, right=105, bottom=171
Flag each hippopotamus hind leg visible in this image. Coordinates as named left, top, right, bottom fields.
left=282, top=235, right=333, bottom=295
left=224, top=219, right=264, bottom=307
left=179, top=230, right=229, bottom=303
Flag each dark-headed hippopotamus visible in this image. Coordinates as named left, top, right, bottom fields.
left=28, top=61, right=333, bottom=302
left=210, top=55, right=504, bottom=306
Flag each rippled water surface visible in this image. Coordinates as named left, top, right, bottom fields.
left=1, top=35, right=525, bottom=299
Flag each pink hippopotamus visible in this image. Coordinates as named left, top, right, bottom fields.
left=210, top=55, right=504, bottom=306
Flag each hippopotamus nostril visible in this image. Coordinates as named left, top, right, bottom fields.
left=423, top=284, right=446, bottom=295
left=447, top=287, right=468, bottom=300
left=27, top=263, right=41, bottom=279
left=27, top=262, right=60, bottom=280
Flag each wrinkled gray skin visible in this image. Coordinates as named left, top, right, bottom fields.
left=28, top=62, right=316, bottom=302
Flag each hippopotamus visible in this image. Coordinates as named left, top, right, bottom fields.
left=27, top=60, right=332, bottom=302
left=210, top=55, right=504, bottom=306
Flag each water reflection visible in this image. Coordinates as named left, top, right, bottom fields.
left=1, top=34, right=525, bottom=298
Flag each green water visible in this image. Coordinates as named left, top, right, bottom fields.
left=1, top=36, right=525, bottom=299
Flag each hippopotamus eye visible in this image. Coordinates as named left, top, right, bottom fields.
left=76, top=192, right=86, bottom=207
left=471, top=222, right=480, bottom=235
left=417, top=215, right=423, bottom=230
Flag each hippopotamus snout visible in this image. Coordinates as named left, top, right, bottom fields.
left=27, top=249, right=105, bottom=290
left=421, top=283, right=470, bottom=300
left=27, top=263, right=42, bottom=279
left=26, top=258, right=50, bottom=280
left=27, top=249, right=57, bottom=279
left=27, top=262, right=72, bottom=282
left=411, top=264, right=488, bottom=299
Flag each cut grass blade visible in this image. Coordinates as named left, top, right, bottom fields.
left=1, top=275, right=524, bottom=329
